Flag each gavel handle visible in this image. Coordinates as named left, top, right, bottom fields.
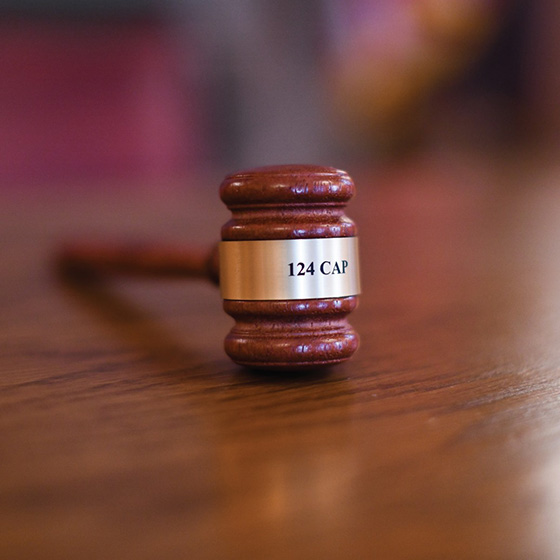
left=58, top=242, right=220, bottom=285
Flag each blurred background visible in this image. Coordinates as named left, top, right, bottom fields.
left=0, top=0, right=556, bottom=187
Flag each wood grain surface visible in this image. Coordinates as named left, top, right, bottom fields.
left=2, top=152, right=560, bottom=559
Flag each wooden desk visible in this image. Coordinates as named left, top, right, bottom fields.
left=2, top=153, right=560, bottom=559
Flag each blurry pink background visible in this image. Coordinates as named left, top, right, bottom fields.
left=0, top=0, right=555, bottom=187
left=0, top=17, right=203, bottom=185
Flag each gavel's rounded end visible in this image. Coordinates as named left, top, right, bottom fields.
left=220, top=164, right=355, bottom=207
left=222, top=296, right=359, bottom=370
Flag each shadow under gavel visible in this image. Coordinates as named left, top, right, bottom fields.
left=58, top=165, right=361, bottom=371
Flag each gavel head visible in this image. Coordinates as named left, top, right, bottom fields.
left=219, top=164, right=360, bottom=370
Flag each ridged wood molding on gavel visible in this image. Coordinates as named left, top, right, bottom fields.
left=58, top=165, right=361, bottom=370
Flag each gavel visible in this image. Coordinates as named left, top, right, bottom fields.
left=59, top=165, right=361, bottom=370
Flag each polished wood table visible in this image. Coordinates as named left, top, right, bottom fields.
left=2, top=152, right=560, bottom=559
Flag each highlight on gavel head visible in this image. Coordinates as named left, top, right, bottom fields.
left=219, top=164, right=360, bottom=370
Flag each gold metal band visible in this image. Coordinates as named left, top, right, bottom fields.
left=219, top=237, right=360, bottom=301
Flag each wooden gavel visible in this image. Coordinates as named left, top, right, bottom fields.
left=59, top=165, right=361, bottom=370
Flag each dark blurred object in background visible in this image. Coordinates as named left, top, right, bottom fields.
left=326, top=0, right=534, bottom=154
left=430, top=0, right=530, bottom=149
left=528, top=0, right=560, bottom=148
